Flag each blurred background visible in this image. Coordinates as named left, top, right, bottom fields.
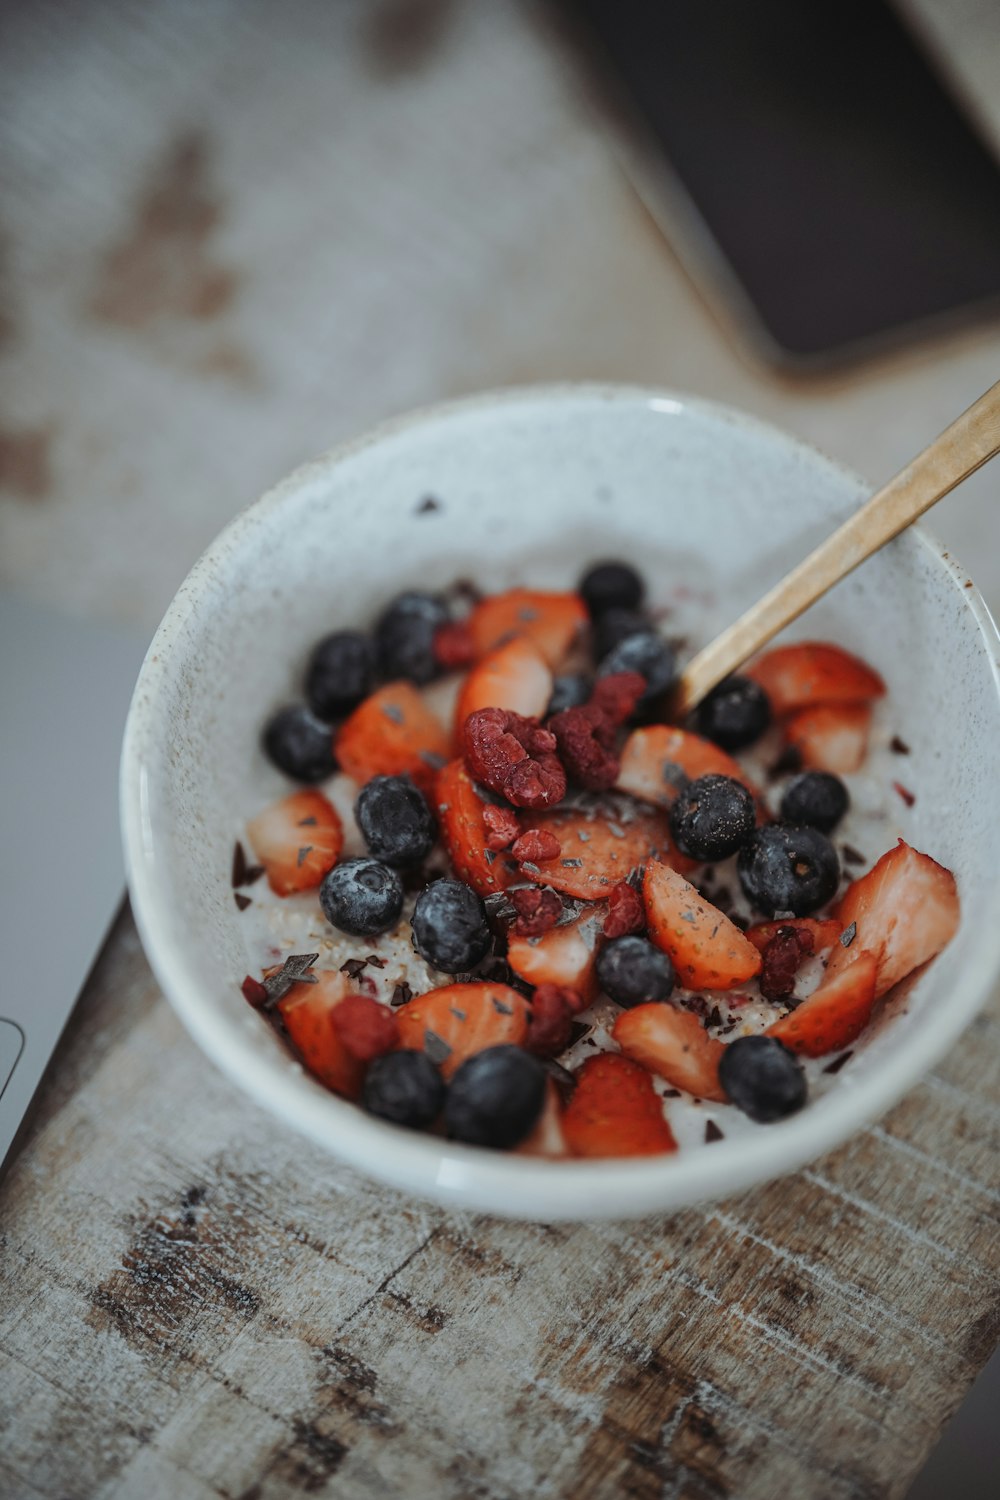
left=0, top=3, right=996, bottom=1493
left=1, top=0, right=999, bottom=634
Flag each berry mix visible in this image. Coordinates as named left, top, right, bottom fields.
left=236, top=562, right=960, bottom=1157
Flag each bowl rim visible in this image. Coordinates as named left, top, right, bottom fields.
left=121, top=380, right=1000, bottom=1220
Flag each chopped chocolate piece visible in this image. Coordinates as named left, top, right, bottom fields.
left=890, top=735, right=910, bottom=755
left=234, top=892, right=252, bottom=912
left=707, top=1004, right=723, bottom=1029
left=893, top=780, right=916, bottom=808
left=365, top=954, right=387, bottom=968
left=296, top=845, right=313, bottom=866
left=232, top=840, right=265, bottom=888
left=260, top=952, right=320, bottom=1006
left=491, top=996, right=514, bottom=1016
left=661, top=1088, right=681, bottom=1099
left=340, top=957, right=369, bottom=980
left=705, top=1120, right=724, bottom=1143
left=561, top=858, right=583, bottom=869
left=839, top=922, right=857, bottom=948
left=420, top=751, right=447, bottom=769
left=415, top=495, right=441, bottom=514
left=390, top=981, right=414, bottom=1007
left=297, top=815, right=318, bottom=827
left=424, top=1029, right=452, bottom=1065
left=567, top=1021, right=592, bottom=1047
left=823, top=1051, right=854, bottom=1074
left=841, top=844, right=866, bottom=866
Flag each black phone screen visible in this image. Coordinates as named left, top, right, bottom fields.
left=562, top=0, right=1000, bottom=363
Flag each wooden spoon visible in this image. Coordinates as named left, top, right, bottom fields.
left=671, top=379, right=1000, bottom=719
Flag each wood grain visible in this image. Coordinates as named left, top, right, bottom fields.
left=1, top=906, right=997, bottom=1500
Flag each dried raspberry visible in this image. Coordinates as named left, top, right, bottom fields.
left=512, top=828, right=562, bottom=864
left=433, top=619, right=475, bottom=670
left=759, top=926, right=815, bottom=1003
left=603, top=880, right=646, bottom=939
left=508, top=886, right=563, bottom=937
left=525, top=983, right=579, bottom=1056
left=589, top=671, right=646, bottom=726
left=482, top=804, right=521, bottom=850
left=241, top=975, right=269, bottom=1008
left=331, top=994, right=400, bottom=1061
left=549, top=703, right=618, bottom=790
left=463, top=707, right=567, bottom=809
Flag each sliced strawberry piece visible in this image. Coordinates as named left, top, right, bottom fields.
left=277, top=970, right=365, bottom=1098
left=518, top=801, right=675, bottom=901
left=435, top=758, right=520, bottom=897
left=767, top=951, right=878, bottom=1056
left=613, top=1002, right=727, bottom=1102
left=336, top=681, right=448, bottom=793
left=784, top=702, right=872, bottom=774
left=467, top=588, right=587, bottom=667
left=746, top=917, right=842, bottom=954
left=562, top=1053, right=677, bottom=1158
left=247, top=789, right=343, bottom=896
left=515, top=1078, right=567, bottom=1157
left=507, top=908, right=603, bottom=1004
left=453, top=635, right=553, bottom=741
left=394, top=981, right=529, bottom=1079
left=616, top=725, right=760, bottom=808
left=746, top=641, right=885, bottom=713
left=826, top=840, right=960, bottom=998
left=643, top=859, right=762, bottom=990
left=331, top=994, right=400, bottom=1061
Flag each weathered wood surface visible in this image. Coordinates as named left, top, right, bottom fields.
left=1, top=905, right=997, bottom=1500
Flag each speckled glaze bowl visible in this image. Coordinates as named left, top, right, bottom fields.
left=121, top=385, right=1000, bottom=1220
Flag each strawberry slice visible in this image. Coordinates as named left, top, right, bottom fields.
left=826, top=840, right=960, bottom=998
left=507, top=908, right=603, bottom=1004
left=643, top=859, right=762, bottom=990
left=277, top=970, right=365, bottom=1098
left=435, top=758, right=520, bottom=897
left=247, top=789, right=343, bottom=896
left=515, top=1078, right=568, bottom=1157
left=453, top=635, right=553, bottom=742
left=467, top=588, right=587, bottom=667
left=394, top=981, right=529, bottom=1079
left=613, top=1002, right=727, bottom=1102
left=746, top=917, right=842, bottom=954
left=517, top=801, right=675, bottom=901
left=784, top=702, right=872, bottom=774
left=562, top=1053, right=677, bottom=1158
left=336, top=681, right=448, bottom=793
left=767, top=951, right=878, bottom=1056
left=616, top=725, right=760, bottom=808
left=746, top=641, right=885, bottom=713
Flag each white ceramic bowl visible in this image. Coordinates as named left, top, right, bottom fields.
left=121, top=384, right=1000, bottom=1220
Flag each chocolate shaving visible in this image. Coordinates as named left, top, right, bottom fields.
left=415, top=495, right=441, bottom=514
left=491, top=996, right=514, bottom=1016
left=424, top=1029, right=452, bottom=1065
left=561, top=858, right=583, bottom=869
left=841, top=844, right=866, bottom=866
left=823, top=1051, right=853, bottom=1074
left=705, top=1120, right=724, bottom=1143
left=382, top=703, right=404, bottom=724
left=707, top=1004, right=723, bottom=1029
left=893, top=780, right=916, bottom=808
left=390, top=981, right=413, bottom=1007
left=890, top=735, right=910, bottom=755
left=365, top=954, right=387, bottom=968
left=420, top=751, right=447, bottom=769
left=567, top=1021, right=592, bottom=1047
left=839, top=922, right=857, bottom=948
left=297, top=846, right=313, bottom=866
left=449, top=1006, right=467, bottom=1021
left=297, top=815, right=318, bottom=827
left=231, top=840, right=264, bottom=888
left=340, top=957, right=370, bottom=980
left=256, top=952, right=320, bottom=1007
left=661, top=1088, right=680, bottom=1098
left=234, top=892, right=252, bottom=912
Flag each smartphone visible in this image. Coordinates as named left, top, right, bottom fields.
left=557, top=0, right=1000, bottom=369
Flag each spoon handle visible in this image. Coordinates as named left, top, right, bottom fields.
left=672, top=379, right=1000, bottom=718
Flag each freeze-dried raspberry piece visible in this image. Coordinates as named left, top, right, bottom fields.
left=549, top=673, right=646, bottom=792
left=433, top=619, right=475, bottom=669
left=508, top=886, right=563, bottom=937
left=463, top=707, right=567, bottom=809
left=759, top=926, right=815, bottom=1003
left=512, top=828, right=562, bottom=864
left=482, top=803, right=521, bottom=850
left=589, top=671, right=646, bottom=726
left=603, top=880, right=646, bottom=939
left=331, top=994, right=400, bottom=1061
left=525, top=983, right=582, bottom=1056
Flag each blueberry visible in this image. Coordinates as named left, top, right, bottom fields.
left=598, top=630, right=676, bottom=703
left=320, top=857, right=404, bottom=936
left=596, top=935, right=674, bottom=1008
left=375, top=591, right=449, bottom=685
left=306, top=630, right=375, bottom=719
left=694, top=675, right=771, bottom=750
left=362, top=1050, right=445, bottom=1130
left=262, top=704, right=337, bottom=783
left=411, top=878, right=491, bottom=972
left=593, top=607, right=649, bottom=662
left=546, top=673, right=592, bottom=717
left=444, top=1045, right=546, bottom=1148
left=669, top=774, right=756, bottom=862
left=780, top=771, right=849, bottom=834
left=738, top=823, right=840, bottom=916
left=580, top=560, right=644, bottom=618
left=719, top=1035, right=807, bottom=1123
left=356, top=775, right=436, bottom=867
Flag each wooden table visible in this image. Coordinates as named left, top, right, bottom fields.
left=1, top=4, right=998, bottom=1496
